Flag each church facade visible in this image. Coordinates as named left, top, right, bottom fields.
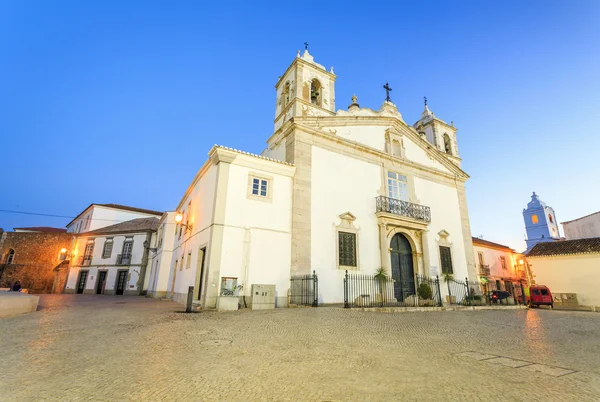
left=152, top=49, right=477, bottom=308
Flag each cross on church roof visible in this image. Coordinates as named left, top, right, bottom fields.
left=304, top=42, right=309, bottom=50
left=424, top=96, right=428, bottom=107
left=383, top=82, right=392, bottom=102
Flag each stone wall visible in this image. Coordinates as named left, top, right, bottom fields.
left=0, top=231, right=73, bottom=293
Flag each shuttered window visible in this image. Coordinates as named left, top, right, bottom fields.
left=338, top=232, right=357, bottom=267
left=102, top=239, right=113, bottom=259
left=440, top=246, right=453, bottom=274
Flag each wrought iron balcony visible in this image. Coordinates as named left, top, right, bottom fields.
left=116, top=254, right=131, bottom=265
left=375, top=196, right=431, bottom=223
left=478, top=264, right=490, bottom=276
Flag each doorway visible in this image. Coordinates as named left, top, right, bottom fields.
left=76, top=271, right=88, bottom=294
left=96, top=271, right=107, bottom=295
left=197, top=248, right=206, bottom=301
left=115, top=270, right=127, bottom=295
left=390, top=233, right=415, bottom=301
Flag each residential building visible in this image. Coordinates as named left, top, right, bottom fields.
left=0, top=229, right=73, bottom=293
left=472, top=237, right=525, bottom=296
left=64, top=217, right=159, bottom=295
left=523, top=192, right=560, bottom=251
left=562, top=211, right=600, bottom=240
left=66, top=203, right=163, bottom=234
left=526, top=238, right=600, bottom=308
left=156, top=49, right=477, bottom=308
left=146, top=212, right=177, bottom=299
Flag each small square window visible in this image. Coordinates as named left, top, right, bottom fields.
left=248, top=174, right=272, bottom=201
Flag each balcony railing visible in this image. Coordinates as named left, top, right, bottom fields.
left=116, top=254, right=131, bottom=265
left=375, top=196, right=431, bottom=223
left=478, top=264, right=490, bottom=276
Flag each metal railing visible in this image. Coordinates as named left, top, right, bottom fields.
left=290, top=271, right=318, bottom=307
left=343, top=271, right=442, bottom=308
left=478, top=264, right=490, bottom=276
left=81, top=258, right=92, bottom=266
left=116, top=254, right=131, bottom=265
left=375, top=196, right=431, bottom=223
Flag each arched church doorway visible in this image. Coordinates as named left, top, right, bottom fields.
left=390, top=233, right=415, bottom=301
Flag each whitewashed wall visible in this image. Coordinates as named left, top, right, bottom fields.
left=473, top=244, right=517, bottom=280
left=528, top=254, right=600, bottom=307
left=67, top=206, right=160, bottom=233
left=311, top=146, right=382, bottom=303
left=563, top=213, right=600, bottom=240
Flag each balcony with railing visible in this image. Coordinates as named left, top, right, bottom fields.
left=116, top=254, right=132, bottom=265
left=375, top=196, right=431, bottom=223
left=478, top=264, right=490, bottom=276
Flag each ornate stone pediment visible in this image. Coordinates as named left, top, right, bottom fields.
left=339, top=212, right=356, bottom=222
left=438, top=229, right=450, bottom=238
left=338, top=212, right=357, bottom=230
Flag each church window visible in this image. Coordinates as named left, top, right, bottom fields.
left=387, top=172, right=408, bottom=201
left=6, top=249, right=15, bottom=264
left=310, top=79, right=322, bottom=106
left=548, top=214, right=553, bottom=224
left=443, top=134, right=452, bottom=155
left=439, top=246, right=453, bottom=274
left=338, top=232, right=357, bottom=267
left=102, top=238, right=113, bottom=259
left=248, top=174, right=273, bottom=202
left=531, top=214, right=539, bottom=224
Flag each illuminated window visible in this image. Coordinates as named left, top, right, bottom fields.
left=548, top=214, right=553, bottom=224
left=531, top=214, right=539, bottom=224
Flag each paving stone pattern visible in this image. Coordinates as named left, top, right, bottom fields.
left=1, top=295, right=600, bottom=401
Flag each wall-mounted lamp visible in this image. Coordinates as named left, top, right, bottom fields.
left=59, top=248, right=73, bottom=261
left=143, top=240, right=158, bottom=254
left=518, top=259, right=524, bottom=265
left=175, top=212, right=193, bottom=232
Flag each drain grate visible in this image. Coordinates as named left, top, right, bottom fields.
left=201, top=339, right=231, bottom=346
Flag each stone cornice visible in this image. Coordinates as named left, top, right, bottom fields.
left=286, top=117, right=468, bottom=179
left=292, top=123, right=468, bottom=182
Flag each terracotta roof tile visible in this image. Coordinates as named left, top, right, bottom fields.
left=82, top=217, right=159, bottom=235
left=526, top=238, right=600, bottom=257
left=472, top=237, right=514, bottom=252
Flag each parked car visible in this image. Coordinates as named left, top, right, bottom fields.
left=487, top=290, right=511, bottom=304
left=525, top=285, right=553, bottom=308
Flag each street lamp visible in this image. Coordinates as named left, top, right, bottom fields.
left=59, top=248, right=72, bottom=261
left=175, top=212, right=193, bottom=232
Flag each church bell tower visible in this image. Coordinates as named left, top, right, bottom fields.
left=523, top=192, right=560, bottom=250
left=273, top=47, right=337, bottom=133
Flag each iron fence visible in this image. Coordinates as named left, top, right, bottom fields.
left=290, top=270, right=318, bottom=307
left=443, top=276, right=473, bottom=306
left=343, top=271, right=442, bottom=308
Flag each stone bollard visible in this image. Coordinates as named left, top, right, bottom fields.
left=186, top=286, right=194, bottom=313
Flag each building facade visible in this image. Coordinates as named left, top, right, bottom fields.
left=526, top=238, right=600, bottom=308
left=562, top=211, right=600, bottom=240
left=155, top=49, right=477, bottom=308
left=472, top=237, right=525, bottom=296
left=0, top=229, right=73, bottom=293
left=64, top=217, right=159, bottom=295
left=523, top=192, right=560, bottom=251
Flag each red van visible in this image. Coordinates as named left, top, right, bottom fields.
left=525, top=285, right=553, bottom=308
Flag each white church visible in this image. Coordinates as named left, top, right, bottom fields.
left=146, top=49, right=477, bottom=308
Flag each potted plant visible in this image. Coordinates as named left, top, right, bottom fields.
left=373, top=267, right=388, bottom=305
left=443, top=273, right=456, bottom=304
left=217, top=277, right=241, bottom=312
left=417, top=282, right=435, bottom=306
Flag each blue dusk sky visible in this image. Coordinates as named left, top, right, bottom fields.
left=1, top=1, right=599, bottom=251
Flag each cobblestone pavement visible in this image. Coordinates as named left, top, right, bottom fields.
left=1, top=295, right=600, bottom=401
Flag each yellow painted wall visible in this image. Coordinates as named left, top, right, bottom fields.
left=527, top=253, right=600, bottom=307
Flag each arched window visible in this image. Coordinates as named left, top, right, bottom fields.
left=443, top=134, right=452, bottom=155
left=6, top=249, right=15, bottom=264
left=282, top=82, right=290, bottom=108
left=310, top=79, right=322, bottom=106
left=548, top=214, right=554, bottom=224
left=531, top=214, right=539, bottom=224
